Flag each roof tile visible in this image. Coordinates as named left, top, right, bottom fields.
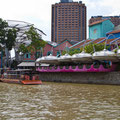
left=89, top=19, right=108, bottom=26
left=107, top=29, right=120, bottom=35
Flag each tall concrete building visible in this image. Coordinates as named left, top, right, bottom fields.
left=89, top=16, right=120, bottom=27
left=51, top=0, right=86, bottom=43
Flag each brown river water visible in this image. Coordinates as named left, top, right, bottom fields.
left=0, top=82, right=120, bottom=120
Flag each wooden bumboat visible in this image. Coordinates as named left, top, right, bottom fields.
left=0, top=69, right=42, bottom=85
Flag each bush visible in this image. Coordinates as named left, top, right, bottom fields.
left=62, top=43, right=111, bottom=55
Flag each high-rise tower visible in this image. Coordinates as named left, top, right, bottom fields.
left=51, top=0, right=86, bottom=43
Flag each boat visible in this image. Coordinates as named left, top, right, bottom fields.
left=36, top=56, right=46, bottom=63
left=37, top=63, right=117, bottom=73
left=117, top=49, right=120, bottom=59
left=71, top=51, right=92, bottom=63
left=0, top=69, right=42, bottom=85
left=36, top=54, right=59, bottom=65
left=58, top=53, right=72, bottom=63
left=92, top=49, right=118, bottom=62
left=42, top=54, right=59, bottom=64
left=71, top=39, right=93, bottom=63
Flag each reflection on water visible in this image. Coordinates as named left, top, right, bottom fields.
left=0, top=82, right=120, bottom=120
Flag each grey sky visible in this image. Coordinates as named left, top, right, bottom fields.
left=0, top=0, right=119, bottom=41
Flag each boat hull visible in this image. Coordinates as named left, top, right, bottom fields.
left=21, top=80, right=42, bottom=85
left=40, top=60, right=59, bottom=64
left=0, top=78, right=42, bottom=85
left=37, top=64, right=117, bottom=73
left=0, top=78, right=21, bottom=84
left=117, top=54, right=120, bottom=60
left=72, top=57, right=92, bottom=63
left=92, top=56, right=119, bottom=62
left=58, top=58, right=72, bottom=63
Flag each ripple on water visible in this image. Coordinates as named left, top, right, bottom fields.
left=0, top=82, right=120, bottom=120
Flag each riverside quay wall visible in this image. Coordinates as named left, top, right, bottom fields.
left=39, top=72, right=120, bottom=85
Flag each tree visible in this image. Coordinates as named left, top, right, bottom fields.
left=0, top=18, right=16, bottom=50
left=6, top=29, right=16, bottom=50
left=0, top=18, right=17, bottom=68
left=25, top=26, right=46, bottom=60
left=18, top=44, right=28, bottom=54
left=17, top=43, right=28, bottom=62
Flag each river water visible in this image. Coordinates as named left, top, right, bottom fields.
left=0, top=82, right=120, bottom=120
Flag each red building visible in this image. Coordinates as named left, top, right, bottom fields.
left=23, top=40, right=74, bottom=62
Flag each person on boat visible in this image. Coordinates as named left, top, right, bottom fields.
left=29, top=74, right=32, bottom=80
left=24, top=74, right=30, bottom=80
left=1, top=69, right=4, bottom=75
left=103, top=60, right=112, bottom=68
left=21, top=75, right=25, bottom=80
left=3, top=72, right=7, bottom=78
left=93, top=60, right=101, bottom=68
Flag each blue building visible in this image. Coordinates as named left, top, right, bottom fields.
left=89, top=19, right=114, bottom=40
left=106, top=29, right=120, bottom=39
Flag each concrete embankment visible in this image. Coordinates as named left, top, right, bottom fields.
left=38, top=72, right=120, bottom=85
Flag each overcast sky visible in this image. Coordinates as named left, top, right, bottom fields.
left=0, top=0, right=120, bottom=41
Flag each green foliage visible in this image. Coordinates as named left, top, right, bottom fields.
left=84, top=43, right=94, bottom=53
left=25, top=26, right=46, bottom=49
left=113, top=49, right=117, bottom=53
left=6, top=29, right=16, bottom=50
left=0, top=18, right=17, bottom=67
left=94, top=43, right=105, bottom=52
left=113, top=46, right=120, bottom=53
left=24, top=26, right=46, bottom=59
left=0, top=45, right=2, bottom=51
left=84, top=43, right=110, bottom=54
left=62, top=43, right=111, bottom=55
left=62, top=48, right=82, bottom=55
left=25, top=26, right=40, bottom=41
left=0, top=18, right=8, bottom=44
left=11, top=60, right=18, bottom=69
left=0, top=18, right=17, bottom=51
left=18, top=44, right=28, bottom=54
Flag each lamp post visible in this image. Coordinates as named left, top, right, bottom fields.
left=0, top=51, right=3, bottom=68
left=105, top=34, right=116, bottom=50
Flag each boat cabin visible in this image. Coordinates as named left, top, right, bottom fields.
left=0, top=69, right=42, bottom=85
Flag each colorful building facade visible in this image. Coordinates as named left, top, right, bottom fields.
left=106, top=29, right=120, bottom=39
left=23, top=40, right=74, bottom=62
left=23, top=28, right=120, bottom=63
left=89, top=19, right=114, bottom=40
left=71, top=29, right=120, bottom=50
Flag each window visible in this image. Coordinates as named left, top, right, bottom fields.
left=25, top=53, right=30, bottom=58
left=47, top=51, right=52, bottom=56
left=36, top=52, right=40, bottom=58
left=57, top=51, right=61, bottom=57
